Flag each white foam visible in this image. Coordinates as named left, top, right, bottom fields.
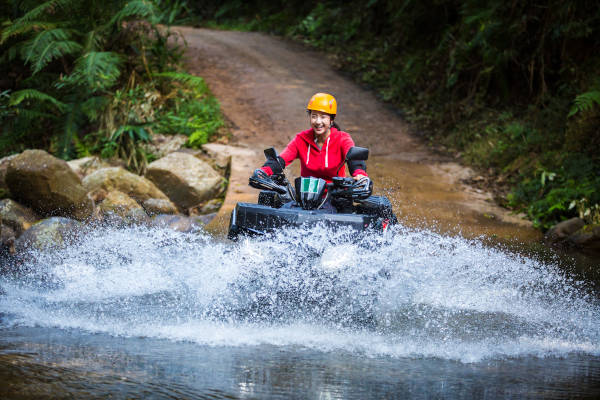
left=1, top=224, right=599, bottom=363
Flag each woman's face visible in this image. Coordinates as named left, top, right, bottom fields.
left=309, top=110, right=332, bottom=136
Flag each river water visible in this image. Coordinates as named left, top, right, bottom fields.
left=1, top=224, right=599, bottom=398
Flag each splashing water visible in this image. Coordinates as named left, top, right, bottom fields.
left=1, top=224, right=599, bottom=363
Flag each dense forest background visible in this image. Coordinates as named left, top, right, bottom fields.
left=1, top=0, right=599, bottom=230
left=190, top=0, right=600, bottom=230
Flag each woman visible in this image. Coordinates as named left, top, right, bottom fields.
left=254, top=93, right=368, bottom=182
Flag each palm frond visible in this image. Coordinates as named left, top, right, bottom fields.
left=22, top=28, right=82, bottom=74
left=568, top=91, right=600, bottom=118
left=60, top=51, right=122, bottom=91
left=110, top=0, right=158, bottom=26
left=9, top=89, right=67, bottom=111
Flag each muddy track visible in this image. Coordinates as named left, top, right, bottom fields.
left=178, top=27, right=540, bottom=242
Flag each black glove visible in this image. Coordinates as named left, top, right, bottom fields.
left=251, top=168, right=269, bottom=181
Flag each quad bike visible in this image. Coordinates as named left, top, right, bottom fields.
left=227, top=146, right=397, bottom=240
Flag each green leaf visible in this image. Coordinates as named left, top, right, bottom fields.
left=61, top=52, right=122, bottom=91
left=568, top=91, right=600, bottom=118
left=22, top=29, right=82, bottom=74
left=9, top=89, right=67, bottom=111
left=110, top=0, right=158, bottom=26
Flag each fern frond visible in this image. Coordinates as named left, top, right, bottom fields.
left=81, top=96, right=109, bottom=121
left=110, top=0, right=158, bottom=26
left=58, top=102, right=80, bottom=159
left=568, top=91, right=600, bottom=118
left=61, top=52, right=122, bottom=91
left=22, top=28, right=82, bottom=74
left=15, top=108, right=57, bottom=121
left=9, top=89, right=67, bottom=111
left=0, top=21, right=56, bottom=44
left=82, top=29, right=103, bottom=52
left=152, top=71, right=207, bottom=90
left=14, top=0, right=72, bottom=23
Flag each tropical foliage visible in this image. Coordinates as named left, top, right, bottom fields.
left=196, top=0, right=600, bottom=230
left=0, top=0, right=224, bottom=174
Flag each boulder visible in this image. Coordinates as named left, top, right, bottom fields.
left=0, top=199, right=39, bottom=237
left=15, top=217, right=82, bottom=252
left=151, top=214, right=205, bottom=233
left=141, top=198, right=178, bottom=216
left=545, top=217, right=585, bottom=243
left=0, top=154, right=17, bottom=199
left=202, top=143, right=234, bottom=170
left=82, top=167, right=170, bottom=203
left=141, top=134, right=188, bottom=159
left=569, top=225, right=600, bottom=255
left=146, top=152, right=224, bottom=211
left=5, top=150, right=93, bottom=220
left=97, top=190, right=149, bottom=224
left=67, top=156, right=111, bottom=179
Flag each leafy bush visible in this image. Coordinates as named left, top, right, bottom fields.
left=0, top=0, right=226, bottom=174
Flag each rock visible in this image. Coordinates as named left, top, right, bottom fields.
left=201, top=143, right=233, bottom=170
left=141, top=134, right=188, bottom=159
left=0, top=199, right=39, bottom=237
left=82, top=167, right=171, bottom=203
left=67, top=156, right=111, bottom=179
left=0, top=154, right=17, bottom=199
left=569, top=225, right=600, bottom=255
left=0, top=219, right=16, bottom=255
left=5, top=150, right=94, bottom=220
left=15, top=217, right=82, bottom=252
left=189, top=198, right=223, bottom=215
left=141, top=198, right=178, bottom=216
left=97, top=190, right=149, bottom=225
left=146, top=152, right=224, bottom=211
left=151, top=214, right=204, bottom=233
left=545, top=217, right=585, bottom=243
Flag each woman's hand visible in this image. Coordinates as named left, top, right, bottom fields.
left=352, top=174, right=367, bottom=180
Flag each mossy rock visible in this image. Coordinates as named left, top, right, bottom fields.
left=14, top=217, right=82, bottom=253
left=5, top=150, right=93, bottom=220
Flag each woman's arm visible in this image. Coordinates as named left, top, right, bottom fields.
left=260, top=136, right=299, bottom=175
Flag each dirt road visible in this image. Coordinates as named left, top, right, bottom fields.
left=178, top=27, right=540, bottom=242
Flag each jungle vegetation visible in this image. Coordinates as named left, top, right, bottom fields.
left=0, top=0, right=225, bottom=176
left=193, top=0, right=600, bottom=230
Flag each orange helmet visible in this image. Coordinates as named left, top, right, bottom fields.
left=307, top=93, right=337, bottom=115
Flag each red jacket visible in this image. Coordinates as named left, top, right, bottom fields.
left=261, top=127, right=367, bottom=181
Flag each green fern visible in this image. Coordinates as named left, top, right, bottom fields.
left=60, top=51, right=122, bottom=91
left=9, top=89, right=67, bottom=111
left=152, top=71, right=207, bottom=90
left=12, top=0, right=72, bottom=23
left=110, top=0, right=158, bottom=26
left=22, top=28, right=82, bottom=74
left=568, top=91, right=600, bottom=118
left=81, top=96, right=109, bottom=121
left=0, top=21, right=57, bottom=44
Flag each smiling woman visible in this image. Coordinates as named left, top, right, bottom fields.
left=255, top=92, right=368, bottom=183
